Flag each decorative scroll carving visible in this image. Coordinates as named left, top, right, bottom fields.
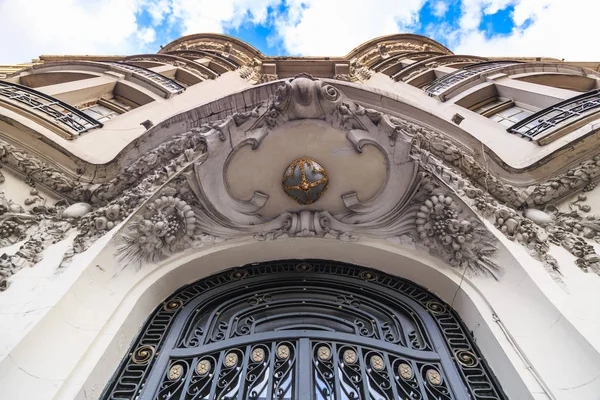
left=111, top=76, right=502, bottom=278
left=356, top=42, right=429, bottom=67
left=170, top=40, right=253, bottom=66
left=8, top=75, right=600, bottom=289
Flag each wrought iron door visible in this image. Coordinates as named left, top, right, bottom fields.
left=102, top=260, right=505, bottom=399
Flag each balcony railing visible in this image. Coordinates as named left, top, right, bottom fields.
left=507, top=89, right=600, bottom=144
left=423, top=61, right=517, bottom=98
left=0, top=81, right=103, bottom=137
left=105, top=62, right=186, bottom=95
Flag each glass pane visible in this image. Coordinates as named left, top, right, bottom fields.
left=497, top=106, right=521, bottom=118
left=511, top=110, right=533, bottom=122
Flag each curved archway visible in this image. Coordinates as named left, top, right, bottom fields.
left=101, top=259, right=505, bottom=400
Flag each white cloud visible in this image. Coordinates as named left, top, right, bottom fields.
left=146, top=0, right=173, bottom=25
left=0, top=0, right=146, bottom=63
left=453, top=0, right=598, bottom=60
left=1, top=0, right=598, bottom=64
left=272, top=0, right=427, bottom=56
left=168, top=0, right=280, bottom=34
left=137, top=27, right=157, bottom=44
left=432, top=1, right=449, bottom=17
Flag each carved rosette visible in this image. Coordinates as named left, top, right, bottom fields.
left=118, top=196, right=196, bottom=264
left=416, top=194, right=500, bottom=278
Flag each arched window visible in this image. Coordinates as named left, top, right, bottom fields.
left=102, top=260, right=505, bottom=399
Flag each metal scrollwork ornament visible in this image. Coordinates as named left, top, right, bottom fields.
left=131, top=345, right=155, bottom=364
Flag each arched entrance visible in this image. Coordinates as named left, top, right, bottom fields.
left=101, top=260, right=505, bottom=400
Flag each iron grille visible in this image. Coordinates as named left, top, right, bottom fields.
left=507, top=89, right=600, bottom=142
left=101, top=260, right=506, bottom=400
left=0, top=80, right=103, bottom=136
left=105, top=62, right=186, bottom=95
left=423, top=61, right=518, bottom=98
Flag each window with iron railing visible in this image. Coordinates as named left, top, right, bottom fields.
left=0, top=80, right=102, bottom=138
left=507, top=89, right=600, bottom=144
left=104, top=62, right=186, bottom=95
left=423, top=61, right=517, bottom=98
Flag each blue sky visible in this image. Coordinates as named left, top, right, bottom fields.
left=0, top=0, right=594, bottom=64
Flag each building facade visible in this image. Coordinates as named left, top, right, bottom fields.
left=0, top=33, right=600, bottom=399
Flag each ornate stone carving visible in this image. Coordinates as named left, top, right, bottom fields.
left=105, top=76, right=502, bottom=278
left=0, top=140, right=87, bottom=199
left=239, top=61, right=279, bottom=84
left=349, top=60, right=373, bottom=81
left=117, top=196, right=197, bottom=264
left=415, top=193, right=499, bottom=278
left=0, top=218, right=71, bottom=290
left=171, top=40, right=254, bottom=66
left=525, top=156, right=600, bottom=206
left=356, top=42, right=428, bottom=67
left=10, top=75, right=600, bottom=289
left=88, top=127, right=208, bottom=204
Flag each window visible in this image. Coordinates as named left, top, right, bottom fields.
left=105, top=62, right=186, bottom=95
left=0, top=80, right=102, bottom=138
left=77, top=98, right=131, bottom=124
left=469, top=97, right=534, bottom=128
left=423, top=61, right=517, bottom=99
left=490, top=105, right=533, bottom=127
left=508, top=89, right=600, bottom=144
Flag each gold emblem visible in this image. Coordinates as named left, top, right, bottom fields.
left=427, top=369, right=442, bottom=386
left=252, top=348, right=265, bottom=363
left=398, top=363, right=413, bottom=380
left=370, top=355, right=385, bottom=371
left=196, top=359, right=211, bottom=376
left=168, top=364, right=183, bottom=380
left=317, top=346, right=331, bottom=361
left=277, top=345, right=290, bottom=360
left=224, top=352, right=238, bottom=368
left=282, top=158, right=329, bottom=205
left=343, top=349, right=357, bottom=365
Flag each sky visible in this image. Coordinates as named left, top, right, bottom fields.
left=0, top=0, right=595, bottom=64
